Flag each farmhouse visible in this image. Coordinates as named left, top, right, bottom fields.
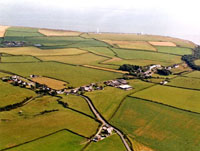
left=118, top=84, right=132, bottom=90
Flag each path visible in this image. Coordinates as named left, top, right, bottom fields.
left=79, top=95, right=132, bottom=151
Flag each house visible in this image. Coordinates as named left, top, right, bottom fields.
left=118, top=85, right=132, bottom=90
left=160, top=81, right=168, bottom=85
left=117, top=79, right=128, bottom=84
left=34, top=44, right=42, bottom=47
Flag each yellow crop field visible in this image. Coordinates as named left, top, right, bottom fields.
left=103, top=40, right=156, bottom=51
left=148, top=41, right=176, bottom=47
left=32, top=77, right=67, bottom=90
left=0, top=26, right=10, bottom=37
left=0, top=47, right=87, bottom=56
left=39, top=29, right=81, bottom=36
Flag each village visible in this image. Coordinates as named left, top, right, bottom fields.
left=1, top=74, right=133, bottom=97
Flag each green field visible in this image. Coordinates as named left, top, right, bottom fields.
left=156, top=46, right=192, bottom=55
left=194, top=59, right=200, bottom=65
left=110, top=97, right=200, bottom=151
left=112, top=48, right=182, bottom=64
left=85, top=134, right=126, bottom=151
left=185, top=71, right=200, bottom=78
left=38, top=53, right=108, bottom=65
left=0, top=62, right=122, bottom=87
left=85, top=79, right=154, bottom=120
left=0, top=100, right=99, bottom=149
left=6, top=130, right=86, bottom=151
left=7, top=27, right=41, bottom=33
left=1, top=56, right=40, bottom=62
left=0, top=80, right=37, bottom=107
left=131, top=85, right=200, bottom=113
left=82, top=47, right=116, bottom=57
left=59, top=95, right=95, bottom=118
left=168, top=76, right=200, bottom=90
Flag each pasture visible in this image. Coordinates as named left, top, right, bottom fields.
left=167, top=76, right=200, bottom=90
left=194, top=59, right=200, bottom=65
left=38, top=53, right=107, bottom=65
left=82, top=33, right=196, bottom=48
left=31, top=76, right=67, bottom=90
left=185, top=71, right=200, bottom=78
left=39, top=29, right=82, bottom=36
left=112, top=48, right=182, bottom=64
left=0, top=62, right=122, bottom=87
left=103, top=40, right=156, bottom=51
left=156, top=46, right=192, bottom=55
left=6, top=130, right=86, bottom=151
left=0, top=102, right=99, bottom=149
left=110, top=97, right=200, bottom=151
left=60, top=95, right=95, bottom=118
left=1, top=56, right=40, bottom=63
left=82, top=47, right=116, bottom=57
left=131, top=85, right=200, bottom=113
left=0, top=47, right=87, bottom=56
left=85, top=134, right=126, bottom=151
left=0, top=80, right=36, bottom=107
left=85, top=79, right=153, bottom=120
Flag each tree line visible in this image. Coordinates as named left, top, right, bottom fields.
left=182, top=45, right=200, bottom=70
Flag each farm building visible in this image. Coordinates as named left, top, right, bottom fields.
left=118, top=85, right=132, bottom=90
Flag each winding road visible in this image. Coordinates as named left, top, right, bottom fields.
left=80, top=95, right=132, bottom=151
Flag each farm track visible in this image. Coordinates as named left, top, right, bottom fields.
left=80, top=95, right=133, bottom=151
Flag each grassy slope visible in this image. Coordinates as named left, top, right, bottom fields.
left=194, top=59, right=200, bottom=65
left=6, top=130, right=86, bottom=151
left=85, top=79, right=153, bottom=120
left=81, top=47, right=116, bottom=57
left=38, top=53, right=107, bottom=65
left=1, top=56, right=39, bottom=62
left=156, top=46, right=192, bottom=55
left=0, top=62, right=122, bottom=87
left=112, top=48, right=182, bottom=64
left=60, top=95, right=95, bottom=118
left=131, top=85, right=200, bottom=113
left=185, top=71, right=200, bottom=78
left=110, top=97, right=200, bottom=151
left=82, top=33, right=196, bottom=48
left=85, top=134, right=126, bottom=151
left=0, top=80, right=37, bottom=107
left=0, top=96, right=99, bottom=149
left=168, top=76, right=200, bottom=90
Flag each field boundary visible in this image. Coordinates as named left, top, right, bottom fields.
left=0, top=129, right=88, bottom=151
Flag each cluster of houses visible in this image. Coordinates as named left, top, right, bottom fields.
left=104, top=79, right=132, bottom=91
left=2, top=75, right=35, bottom=88
left=2, top=41, right=25, bottom=47
left=92, top=125, right=114, bottom=142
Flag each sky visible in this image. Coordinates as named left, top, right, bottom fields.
left=0, top=0, right=200, bottom=44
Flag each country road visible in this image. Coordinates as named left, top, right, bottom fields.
left=80, top=95, right=132, bottom=151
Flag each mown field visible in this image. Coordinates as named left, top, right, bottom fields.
left=85, top=79, right=154, bottom=120
left=82, top=47, right=116, bottom=57
left=131, top=85, right=200, bottom=113
left=85, top=134, right=126, bottom=151
left=110, top=97, right=200, bottom=151
left=0, top=95, right=99, bottom=149
left=39, top=29, right=82, bottom=37
left=6, top=130, right=86, bottom=151
left=38, top=53, right=108, bottom=65
left=156, top=46, right=192, bottom=55
left=185, top=71, right=200, bottom=78
left=0, top=62, right=122, bottom=87
left=0, top=80, right=37, bottom=107
left=194, top=59, right=200, bottom=65
left=0, top=47, right=87, bottom=56
left=167, top=76, right=200, bottom=90
left=1, top=56, right=40, bottom=63
left=112, top=48, right=182, bottom=64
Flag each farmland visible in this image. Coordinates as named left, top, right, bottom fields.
left=131, top=85, right=200, bottom=113
left=0, top=62, right=122, bottom=87
left=0, top=26, right=200, bottom=151
left=110, top=97, right=200, bottom=151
